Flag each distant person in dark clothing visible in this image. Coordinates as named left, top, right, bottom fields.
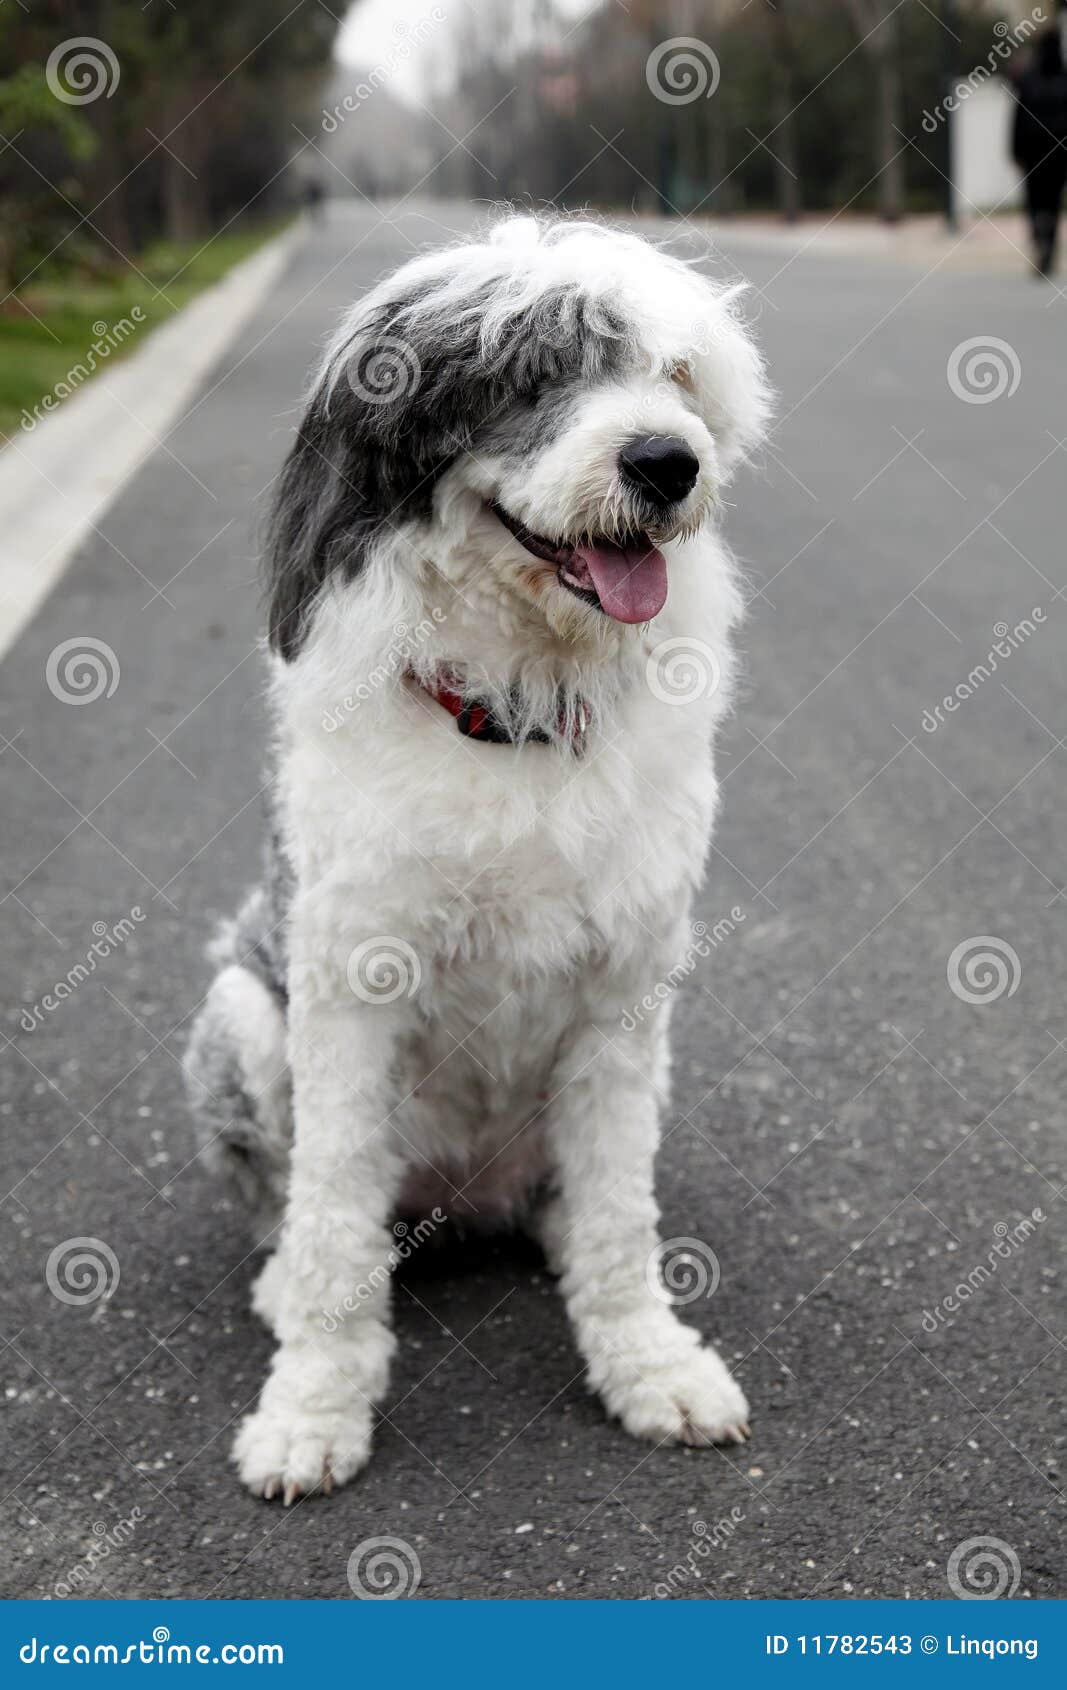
left=1012, top=27, right=1067, bottom=276
left=303, top=179, right=326, bottom=223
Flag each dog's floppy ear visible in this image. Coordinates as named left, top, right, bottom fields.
left=265, top=385, right=368, bottom=662
left=264, top=287, right=432, bottom=662
left=266, top=288, right=483, bottom=662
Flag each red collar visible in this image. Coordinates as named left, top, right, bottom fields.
left=411, top=668, right=589, bottom=751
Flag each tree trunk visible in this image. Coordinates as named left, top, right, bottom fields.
left=767, top=0, right=801, bottom=222
left=87, top=106, right=132, bottom=259
left=873, top=20, right=904, bottom=222
left=157, top=89, right=212, bottom=243
left=161, top=140, right=209, bottom=242
left=844, top=0, right=905, bottom=223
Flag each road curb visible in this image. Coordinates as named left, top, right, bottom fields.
left=0, top=217, right=308, bottom=661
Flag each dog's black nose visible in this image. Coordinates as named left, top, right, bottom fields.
left=618, top=435, right=700, bottom=507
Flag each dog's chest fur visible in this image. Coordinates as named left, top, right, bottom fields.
left=278, top=680, right=717, bottom=1221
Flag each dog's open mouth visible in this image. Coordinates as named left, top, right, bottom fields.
left=490, top=501, right=668, bottom=624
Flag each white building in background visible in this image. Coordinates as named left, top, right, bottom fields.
left=956, top=79, right=1022, bottom=212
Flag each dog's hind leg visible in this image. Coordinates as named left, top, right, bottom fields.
left=183, top=958, right=291, bottom=1249
left=527, top=1187, right=567, bottom=1277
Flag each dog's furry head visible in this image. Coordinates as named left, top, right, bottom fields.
left=267, top=213, right=770, bottom=664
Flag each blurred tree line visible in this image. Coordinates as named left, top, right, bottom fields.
left=0, top=0, right=337, bottom=294
left=425, top=0, right=1008, bottom=220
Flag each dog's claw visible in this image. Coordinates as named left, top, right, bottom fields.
left=680, top=1412, right=711, bottom=1448
left=679, top=1408, right=752, bottom=1448
left=258, top=1470, right=335, bottom=1503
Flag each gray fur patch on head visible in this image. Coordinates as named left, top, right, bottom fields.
left=473, top=381, right=582, bottom=467
left=265, top=225, right=635, bottom=661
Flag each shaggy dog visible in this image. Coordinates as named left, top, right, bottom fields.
left=184, top=214, right=770, bottom=1502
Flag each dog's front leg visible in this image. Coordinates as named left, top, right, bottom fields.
left=547, top=1005, right=749, bottom=1449
left=234, top=982, right=408, bottom=1503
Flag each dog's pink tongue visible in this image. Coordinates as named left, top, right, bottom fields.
left=575, top=539, right=668, bottom=624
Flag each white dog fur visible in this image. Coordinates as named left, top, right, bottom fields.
left=183, top=213, right=770, bottom=1502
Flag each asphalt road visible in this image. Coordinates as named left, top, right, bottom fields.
left=2, top=200, right=1064, bottom=1603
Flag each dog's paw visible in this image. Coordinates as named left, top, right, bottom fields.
left=592, top=1332, right=750, bottom=1448
left=234, top=1399, right=372, bottom=1504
